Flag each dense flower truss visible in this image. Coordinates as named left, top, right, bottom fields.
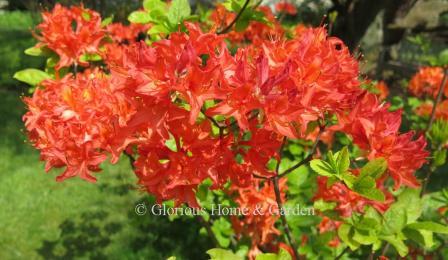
left=22, top=4, right=433, bottom=258
left=230, top=179, right=286, bottom=259
left=107, top=23, right=149, bottom=44
left=275, top=2, right=298, bottom=16
left=35, top=4, right=105, bottom=69
left=409, top=66, right=448, bottom=98
left=416, top=99, right=448, bottom=120
left=339, top=94, right=429, bottom=188
left=23, top=70, right=137, bottom=182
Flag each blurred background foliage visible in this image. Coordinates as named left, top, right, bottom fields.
left=0, top=0, right=447, bottom=259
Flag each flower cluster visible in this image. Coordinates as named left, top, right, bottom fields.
left=22, top=4, right=431, bottom=257
left=35, top=4, right=105, bottom=69
left=409, top=67, right=448, bottom=98
left=409, top=66, right=448, bottom=121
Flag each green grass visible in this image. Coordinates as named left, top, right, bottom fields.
left=0, top=91, right=213, bottom=259
left=0, top=11, right=45, bottom=87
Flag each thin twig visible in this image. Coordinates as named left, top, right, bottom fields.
left=253, top=123, right=325, bottom=180
left=217, top=0, right=251, bottom=34
left=277, top=124, right=324, bottom=178
left=426, top=68, right=448, bottom=132
left=380, top=243, right=390, bottom=257
left=335, top=246, right=349, bottom=260
left=196, top=215, right=220, bottom=248
left=272, top=137, right=301, bottom=260
left=421, top=169, right=434, bottom=197
left=201, top=108, right=224, bottom=129
left=421, top=68, right=448, bottom=197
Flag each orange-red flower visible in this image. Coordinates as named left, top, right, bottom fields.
left=230, top=179, right=286, bottom=259
left=409, top=67, right=448, bottom=98
left=340, top=93, right=429, bottom=189
left=415, top=100, right=448, bottom=121
left=107, top=23, right=149, bottom=43
left=35, top=4, right=105, bottom=69
left=275, top=2, right=297, bottom=15
left=23, top=69, right=137, bottom=182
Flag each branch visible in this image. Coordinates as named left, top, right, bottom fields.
left=272, top=137, right=301, bottom=260
left=217, top=0, right=251, bottom=35
left=277, top=124, right=324, bottom=179
left=426, top=68, right=448, bottom=132
left=252, top=123, right=325, bottom=180
left=335, top=247, right=349, bottom=260
left=421, top=68, right=448, bottom=197
left=196, top=215, right=220, bottom=248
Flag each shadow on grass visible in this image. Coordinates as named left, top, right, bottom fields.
left=36, top=197, right=213, bottom=259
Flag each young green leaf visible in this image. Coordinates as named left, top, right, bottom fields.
left=13, top=69, right=51, bottom=86
left=167, top=0, right=191, bottom=26
left=403, top=228, right=434, bottom=248
left=143, top=0, right=166, bottom=11
left=128, top=11, right=151, bottom=24
left=406, top=221, right=448, bottom=234
left=359, top=157, right=387, bottom=179
left=336, top=146, right=350, bottom=174
left=380, top=235, right=409, bottom=257
left=338, top=224, right=360, bottom=250
left=207, top=248, right=243, bottom=260
left=101, top=16, right=114, bottom=27
left=310, top=159, right=335, bottom=177
left=24, top=46, right=52, bottom=57
left=382, top=204, right=407, bottom=235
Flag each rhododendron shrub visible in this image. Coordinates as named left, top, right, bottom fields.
left=15, top=1, right=448, bottom=259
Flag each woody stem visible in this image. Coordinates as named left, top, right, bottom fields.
left=277, top=123, right=324, bottom=178
left=426, top=67, right=448, bottom=132
left=421, top=68, right=448, bottom=197
left=272, top=137, right=301, bottom=260
left=196, top=215, right=221, bottom=248
left=217, top=0, right=250, bottom=34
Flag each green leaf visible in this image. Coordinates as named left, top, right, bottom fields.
left=338, top=224, right=360, bottom=250
left=79, top=53, right=102, bottom=62
left=397, top=188, right=422, bottom=223
left=356, top=217, right=380, bottom=231
left=255, top=248, right=292, bottom=260
left=24, top=46, right=52, bottom=57
left=165, top=133, right=178, bottom=152
left=144, top=0, right=166, bottom=11
left=310, top=159, right=335, bottom=177
left=101, top=16, right=114, bottom=27
left=406, top=221, right=448, bottom=234
left=13, top=69, right=51, bottom=86
left=433, top=149, right=447, bottom=167
left=313, top=199, right=337, bottom=212
left=380, top=235, right=409, bottom=257
left=148, top=24, right=170, bottom=36
left=336, top=146, right=350, bottom=174
left=439, top=49, right=448, bottom=66
left=211, top=218, right=233, bottom=248
left=207, top=248, right=243, bottom=260
left=340, top=172, right=356, bottom=188
left=167, top=0, right=191, bottom=26
left=383, top=204, right=407, bottom=235
left=360, top=189, right=385, bottom=202
left=81, top=11, right=91, bottom=21
left=128, top=11, right=151, bottom=24
left=353, top=229, right=377, bottom=245
left=403, top=228, right=434, bottom=248
left=359, top=158, right=388, bottom=179
left=353, top=176, right=385, bottom=201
